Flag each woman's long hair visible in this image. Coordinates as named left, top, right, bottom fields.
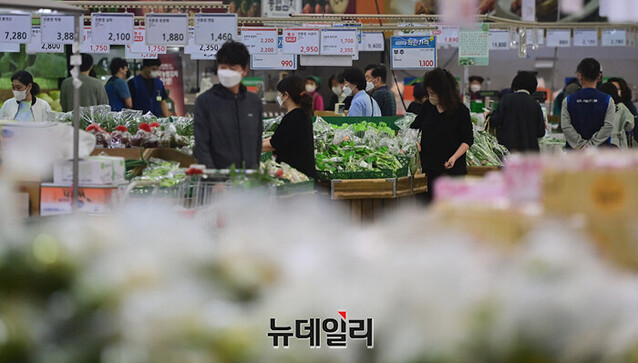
left=277, top=75, right=313, bottom=119
left=422, top=68, right=461, bottom=114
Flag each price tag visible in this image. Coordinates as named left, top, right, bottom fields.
left=80, top=27, right=110, bottom=54
left=194, top=13, right=237, bottom=45
left=320, top=28, right=357, bottom=55
left=602, top=29, right=626, bottom=47
left=523, top=29, right=545, bottom=45
left=0, top=14, right=31, bottom=43
left=546, top=29, right=571, bottom=47
left=251, top=37, right=296, bottom=70
left=438, top=26, right=459, bottom=47
left=241, top=27, right=278, bottom=54
left=128, top=27, right=167, bottom=54
left=0, top=42, right=19, bottom=52
left=391, top=36, right=436, bottom=70
left=91, top=13, right=134, bottom=45
left=262, top=0, right=302, bottom=17
left=361, top=32, right=384, bottom=52
left=146, top=13, right=188, bottom=45
left=184, top=27, right=219, bottom=56
left=41, top=15, right=75, bottom=44
left=190, top=52, right=217, bottom=60
left=125, top=46, right=159, bottom=59
left=573, top=29, right=598, bottom=47
left=26, top=28, right=63, bottom=54
left=282, top=28, right=320, bottom=55
left=489, top=30, right=509, bottom=50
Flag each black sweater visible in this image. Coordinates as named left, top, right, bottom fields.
left=489, top=92, right=546, bottom=152
left=270, top=108, right=317, bottom=179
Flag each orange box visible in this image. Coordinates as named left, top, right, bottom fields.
left=40, top=183, right=127, bottom=216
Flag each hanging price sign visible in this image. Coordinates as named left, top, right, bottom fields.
left=194, top=13, right=237, bottom=45
left=0, top=42, right=19, bottom=52
left=251, top=36, right=297, bottom=70
left=128, top=27, right=167, bottom=54
left=0, top=14, right=31, bottom=43
left=190, top=52, right=217, bottom=60
left=282, top=28, right=320, bottom=55
left=80, top=27, right=110, bottom=54
left=241, top=27, right=278, bottom=54
left=184, top=27, right=219, bottom=57
left=91, top=13, right=134, bottom=45
left=601, top=29, right=626, bottom=47
left=438, top=26, right=459, bottom=47
left=391, top=36, right=436, bottom=70
left=489, top=30, right=509, bottom=50
left=546, top=29, right=571, bottom=47
left=361, top=32, right=384, bottom=52
left=26, top=28, right=63, bottom=54
left=573, top=29, right=598, bottom=47
left=146, top=13, right=188, bottom=45
left=125, top=46, right=159, bottom=59
left=320, top=28, right=357, bottom=55
left=41, top=15, right=75, bottom=44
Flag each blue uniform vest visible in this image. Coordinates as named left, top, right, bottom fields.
left=566, top=88, right=611, bottom=148
left=131, top=75, right=163, bottom=116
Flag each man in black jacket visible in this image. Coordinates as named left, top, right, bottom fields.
left=194, top=41, right=263, bottom=169
left=488, top=71, right=546, bottom=152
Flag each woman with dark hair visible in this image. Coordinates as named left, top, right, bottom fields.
left=608, top=77, right=637, bottom=117
left=487, top=71, right=546, bottom=152
left=262, top=75, right=316, bottom=178
left=600, top=82, right=634, bottom=148
left=406, top=81, right=428, bottom=115
left=0, top=70, right=51, bottom=121
left=412, top=68, right=473, bottom=203
left=325, top=74, right=347, bottom=112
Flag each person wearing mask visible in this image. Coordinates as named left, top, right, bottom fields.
left=326, top=74, right=347, bottom=112
left=304, top=76, right=324, bottom=113
left=0, top=71, right=51, bottom=121
left=406, top=81, right=428, bottom=115
left=469, top=75, right=484, bottom=100
left=341, top=67, right=381, bottom=117
left=487, top=71, right=546, bottom=152
left=60, top=53, right=109, bottom=112
left=338, top=73, right=354, bottom=111
left=608, top=77, right=637, bottom=116
left=413, top=68, right=473, bottom=204
left=364, top=64, right=397, bottom=116
left=128, top=59, right=171, bottom=117
left=262, top=76, right=316, bottom=179
left=194, top=40, right=263, bottom=169
left=552, top=79, right=580, bottom=117
left=105, top=58, right=132, bottom=111
left=561, top=58, right=615, bottom=150
left=600, top=82, right=634, bottom=149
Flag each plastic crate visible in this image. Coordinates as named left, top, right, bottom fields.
left=276, top=180, right=315, bottom=196
left=395, top=156, right=411, bottom=178
left=315, top=169, right=395, bottom=180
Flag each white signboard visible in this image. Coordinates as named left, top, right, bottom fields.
left=601, top=29, right=626, bottom=47
left=437, top=26, right=459, bottom=47
left=0, top=14, right=31, bottom=43
left=91, top=13, right=134, bottom=45
left=489, top=30, right=509, bottom=50
left=184, top=27, right=219, bottom=57
left=242, top=27, right=278, bottom=54
left=145, top=14, right=188, bottom=45
left=0, top=43, right=19, bottom=52
left=573, top=29, right=598, bottom=47
left=546, top=29, right=571, bottom=47
left=391, top=36, right=437, bottom=70
left=361, top=32, right=384, bottom=52
left=81, top=27, right=110, bottom=54
left=128, top=27, right=167, bottom=54
left=320, top=28, right=357, bottom=55
left=125, top=46, right=159, bottom=59
left=251, top=36, right=297, bottom=70
left=194, top=14, right=237, bottom=46
left=26, top=27, right=63, bottom=54
left=282, top=28, right=320, bottom=55
left=41, top=15, right=75, bottom=44
left=261, top=0, right=302, bottom=17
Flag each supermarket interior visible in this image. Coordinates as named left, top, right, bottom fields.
left=2, top=0, right=638, bottom=361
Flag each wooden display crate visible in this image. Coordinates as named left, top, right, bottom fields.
left=331, top=178, right=395, bottom=200
left=467, top=166, right=501, bottom=176
left=413, top=173, right=428, bottom=194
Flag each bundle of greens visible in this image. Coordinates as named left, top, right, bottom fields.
left=466, top=129, right=509, bottom=167
left=132, top=159, right=187, bottom=188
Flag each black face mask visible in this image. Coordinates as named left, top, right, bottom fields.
left=125, top=70, right=132, bottom=79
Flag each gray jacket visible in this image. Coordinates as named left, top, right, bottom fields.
left=194, top=84, right=263, bottom=169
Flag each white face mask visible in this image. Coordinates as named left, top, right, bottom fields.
left=13, top=89, right=27, bottom=101
left=276, top=94, right=286, bottom=107
left=332, top=86, right=342, bottom=96
left=305, top=84, right=316, bottom=93
left=470, top=84, right=481, bottom=93
left=429, top=95, right=439, bottom=106
left=366, top=81, right=375, bottom=92
left=342, top=86, right=353, bottom=97
left=149, top=70, right=160, bottom=79
left=218, top=69, right=243, bottom=88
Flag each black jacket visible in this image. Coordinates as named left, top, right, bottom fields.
left=194, top=84, right=263, bottom=169
left=489, top=92, right=546, bottom=152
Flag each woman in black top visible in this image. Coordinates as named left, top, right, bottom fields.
left=262, top=76, right=316, bottom=179
left=413, top=68, right=474, bottom=203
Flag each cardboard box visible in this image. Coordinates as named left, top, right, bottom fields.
left=90, top=147, right=145, bottom=160
left=40, top=183, right=128, bottom=216
left=143, top=148, right=195, bottom=168
left=53, top=157, right=125, bottom=185
left=15, top=181, right=41, bottom=216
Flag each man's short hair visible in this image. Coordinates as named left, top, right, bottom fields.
left=109, top=58, right=128, bottom=76
left=216, top=40, right=250, bottom=69
left=341, top=67, right=366, bottom=91
left=80, top=53, right=93, bottom=72
left=577, top=58, right=601, bottom=82
left=511, top=71, right=538, bottom=94
left=142, top=59, right=162, bottom=69
left=368, top=64, right=388, bottom=84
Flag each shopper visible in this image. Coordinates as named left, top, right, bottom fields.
left=364, top=64, right=397, bottom=116
left=600, top=82, right=634, bottom=148
left=262, top=76, right=316, bottom=178
left=608, top=77, right=638, bottom=116
left=561, top=58, right=615, bottom=150
left=338, top=73, right=354, bottom=111
left=194, top=40, right=263, bottom=169
left=552, top=79, right=579, bottom=116
left=60, top=53, right=109, bottom=112
left=487, top=71, right=546, bottom=152
left=128, top=59, right=171, bottom=117
left=325, top=74, right=347, bottom=112
left=305, top=76, right=324, bottom=113
left=406, top=82, right=427, bottom=115
left=341, top=67, right=381, bottom=117
left=0, top=71, right=51, bottom=121
left=105, top=58, right=132, bottom=112
left=414, top=68, right=473, bottom=203
left=469, top=75, right=484, bottom=100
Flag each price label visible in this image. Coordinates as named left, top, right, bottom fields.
left=573, top=29, right=597, bottom=47
left=184, top=27, right=219, bottom=57
left=125, top=45, right=158, bottom=59
left=438, top=26, right=459, bottom=47
left=320, top=28, right=357, bottom=55
left=602, top=29, right=626, bottom=47
left=80, top=27, right=110, bottom=54
left=0, top=42, right=19, bottom=52
left=361, top=32, right=384, bottom=52
left=489, top=30, right=509, bottom=50
left=41, top=15, right=75, bottom=44
left=190, top=52, right=217, bottom=60
left=522, top=29, right=545, bottom=45
left=0, top=14, right=31, bottom=43
left=241, top=27, right=278, bottom=54
left=546, top=29, right=571, bottom=47
left=146, top=13, right=188, bottom=45
left=128, top=27, right=167, bottom=54
left=26, top=28, right=63, bottom=54
left=391, top=36, right=436, bottom=70
left=251, top=36, right=296, bottom=70
left=194, top=13, right=237, bottom=46
left=91, top=13, right=134, bottom=45
left=282, top=28, right=320, bottom=55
